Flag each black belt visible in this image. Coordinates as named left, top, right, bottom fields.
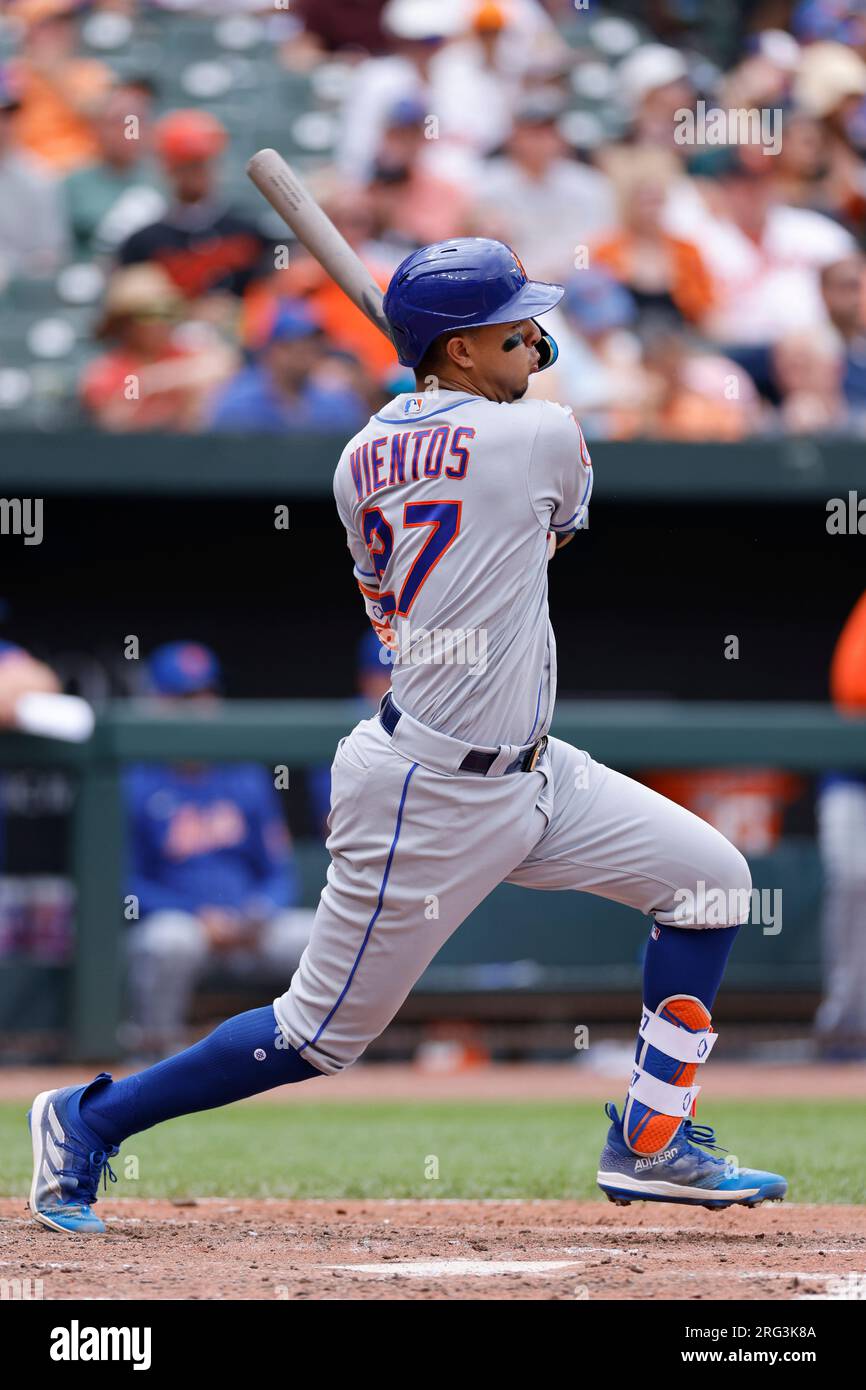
left=379, top=693, right=547, bottom=776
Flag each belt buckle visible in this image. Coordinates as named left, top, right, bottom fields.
left=527, top=735, right=547, bottom=772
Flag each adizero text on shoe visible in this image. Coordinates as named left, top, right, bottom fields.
left=597, top=1101, right=787, bottom=1209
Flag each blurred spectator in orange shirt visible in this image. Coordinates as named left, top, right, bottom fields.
left=365, top=98, right=473, bottom=249
left=637, top=330, right=760, bottom=442
left=80, top=264, right=235, bottom=432
left=243, top=179, right=399, bottom=388
left=9, top=0, right=113, bottom=174
left=593, top=151, right=714, bottom=330
left=665, top=145, right=857, bottom=348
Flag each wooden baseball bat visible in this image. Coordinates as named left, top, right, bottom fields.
left=246, top=148, right=395, bottom=345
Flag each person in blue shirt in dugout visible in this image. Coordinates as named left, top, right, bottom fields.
left=125, top=642, right=312, bottom=1058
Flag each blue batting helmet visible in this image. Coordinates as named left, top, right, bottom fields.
left=383, top=237, right=564, bottom=369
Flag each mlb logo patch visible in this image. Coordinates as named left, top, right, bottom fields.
left=404, top=396, right=425, bottom=416
left=650, top=924, right=661, bottom=940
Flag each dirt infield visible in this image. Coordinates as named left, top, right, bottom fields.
left=4, top=1063, right=864, bottom=1300
left=2, top=1197, right=865, bottom=1300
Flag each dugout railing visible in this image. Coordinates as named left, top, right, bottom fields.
left=1, top=430, right=863, bottom=498
left=0, top=700, right=863, bottom=1059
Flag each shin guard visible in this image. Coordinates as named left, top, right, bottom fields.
left=623, top=994, right=718, bottom=1156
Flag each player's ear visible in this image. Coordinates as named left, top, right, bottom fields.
left=445, top=332, right=475, bottom=369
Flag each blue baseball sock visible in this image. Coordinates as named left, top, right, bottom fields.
left=642, top=923, right=740, bottom=1016
left=79, top=1006, right=320, bottom=1147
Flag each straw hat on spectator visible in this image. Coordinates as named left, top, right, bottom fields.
left=96, top=265, right=183, bottom=338
left=794, top=41, right=866, bottom=119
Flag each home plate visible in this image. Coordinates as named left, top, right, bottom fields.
left=328, top=1259, right=583, bottom=1279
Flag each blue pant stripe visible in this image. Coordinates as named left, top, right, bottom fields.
left=299, top=761, right=418, bottom=1055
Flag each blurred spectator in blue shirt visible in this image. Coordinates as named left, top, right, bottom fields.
left=124, top=641, right=312, bottom=1058
left=206, top=300, right=368, bottom=433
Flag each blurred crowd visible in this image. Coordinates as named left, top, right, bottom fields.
left=1, top=0, right=866, bottom=438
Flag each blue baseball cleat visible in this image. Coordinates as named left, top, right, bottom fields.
left=597, top=1101, right=787, bottom=1209
left=28, top=1074, right=119, bottom=1233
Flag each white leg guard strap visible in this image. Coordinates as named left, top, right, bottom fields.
left=638, top=1002, right=718, bottom=1064
left=628, top=1064, right=701, bottom=1118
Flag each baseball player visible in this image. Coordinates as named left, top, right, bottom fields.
left=28, top=239, right=786, bottom=1233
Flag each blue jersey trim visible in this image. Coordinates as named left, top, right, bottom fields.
left=551, top=465, right=593, bottom=529
left=298, top=760, right=418, bottom=1056
left=374, top=396, right=476, bottom=425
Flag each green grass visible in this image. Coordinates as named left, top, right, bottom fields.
left=3, top=1100, right=864, bottom=1204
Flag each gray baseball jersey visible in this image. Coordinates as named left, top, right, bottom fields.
left=275, top=386, right=750, bottom=1076
left=333, top=388, right=593, bottom=747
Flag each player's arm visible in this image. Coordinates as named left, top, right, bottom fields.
left=528, top=401, right=593, bottom=555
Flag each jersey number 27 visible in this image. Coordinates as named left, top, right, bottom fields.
left=362, top=500, right=462, bottom=617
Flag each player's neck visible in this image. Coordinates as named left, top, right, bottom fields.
left=413, top=373, right=507, bottom=403
left=415, top=373, right=473, bottom=395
